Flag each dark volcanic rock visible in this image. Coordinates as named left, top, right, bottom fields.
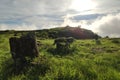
left=9, top=34, right=39, bottom=64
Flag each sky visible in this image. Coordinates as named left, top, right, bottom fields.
left=0, top=0, right=120, bottom=37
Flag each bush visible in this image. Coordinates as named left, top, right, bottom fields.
left=53, top=37, right=74, bottom=55
left=95, top=39, right=101, bottom=45
left=112, top=39, right=119, bottom=44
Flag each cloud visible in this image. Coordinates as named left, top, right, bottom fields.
left=90, top=13, right=120, bottom=37
left=60, top=13, right=120, bottom=37
left=0, top=24, right=38, bottom=30
left=93, top=0, right=120, bottom=14
left=0, top=0, right=120, bottom=37
left=0, top=0, right=72, bottom=18
left=60, top=13, right=101, bottom=29
left=94, top=0, right=120, bottom=9
left=0, top=0, right=73, bottom=30
left=72, top=14, right=106, bottom=21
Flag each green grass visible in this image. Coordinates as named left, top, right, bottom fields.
left=0, top=33, right=120, bottom=80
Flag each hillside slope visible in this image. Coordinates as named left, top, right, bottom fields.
left=36, top=26, right=99, bottom=39
left=0, top=33, right=120, bottom=80
left=0, top=26, right=99, bottom=39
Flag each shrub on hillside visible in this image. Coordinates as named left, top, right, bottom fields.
left=95, top=39, right=101, bottom=45
left=111, top=39, right=119, bottom=44
left=53, top=37, right=74, bottom=55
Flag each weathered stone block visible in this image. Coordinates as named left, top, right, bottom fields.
left=9, top=34, right=39, bottom=64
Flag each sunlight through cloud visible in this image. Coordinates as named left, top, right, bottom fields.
left=70, top=0, right=96, bottom=12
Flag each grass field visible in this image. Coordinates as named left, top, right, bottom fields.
left=0, top=33, right=120, bottom=80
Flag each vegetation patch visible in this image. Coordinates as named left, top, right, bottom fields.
left=0, top=32, right=120, bottom=80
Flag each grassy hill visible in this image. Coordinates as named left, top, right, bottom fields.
left=36, top=26, right=99, bottom=39
left=0, top=32, right=120, bottom=80
left=0, top=26, right=99, bottom=39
